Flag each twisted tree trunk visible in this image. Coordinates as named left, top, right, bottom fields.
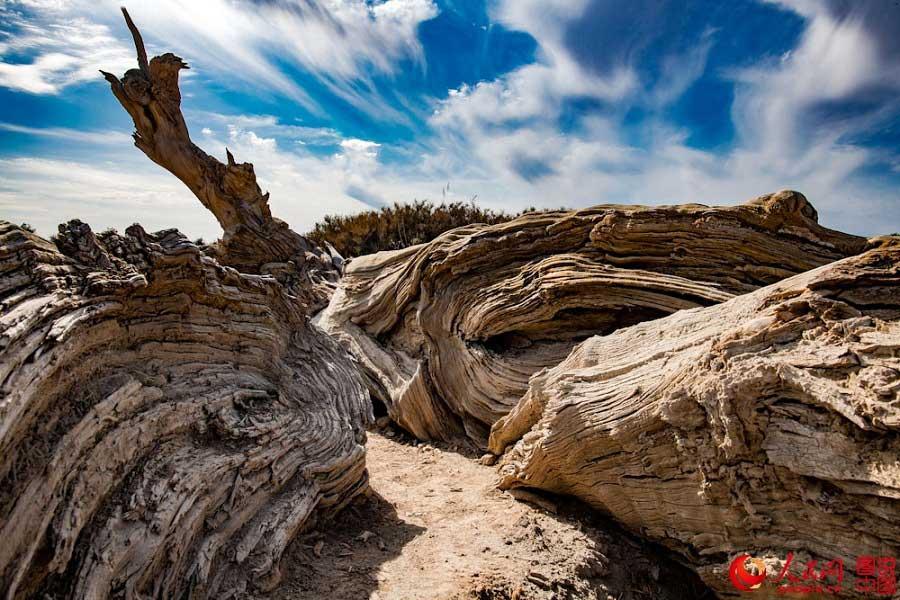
left=319, top=191, right=866, bottom=447
left=493, top=239, right=900, bottom=598
left=0, top=11, right=372, bottom=599
left=101, top=8, right=339, bottom=311
left=0, top=220, right=371, bottom=599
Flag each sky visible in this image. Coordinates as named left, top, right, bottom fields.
left=0, top=0, right=899, bottom=241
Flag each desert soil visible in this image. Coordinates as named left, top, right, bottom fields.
left=265, top=427, right=713, bottom=600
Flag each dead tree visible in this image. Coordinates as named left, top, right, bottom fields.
left=318, top=191, right=867, bottom=446
left=101, top=8, right=339, bottom=310
left=0, top=11, right=374, bottom=598
left=494, top=239, right=900, bottom=598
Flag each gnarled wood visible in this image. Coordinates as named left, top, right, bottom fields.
left=102, top=8, right=339, bottom=311
left=0, top=221, right=371, bottom=599
left=319, top=191, right=866, bottom=447
left=493, top=239, right=900, bottom=598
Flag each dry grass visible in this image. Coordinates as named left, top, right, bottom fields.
left=307, top=200, right=545, bottom=258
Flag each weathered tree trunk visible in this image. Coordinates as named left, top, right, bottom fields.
left=319, top=191, right=866, bottom=446
left=101, top=8, right=339, bottom=312
left=492, top=239, right=900, bottom=598
left=0, top=221, right=371, bottom=599
left=0, top=11, right=372, bottom=599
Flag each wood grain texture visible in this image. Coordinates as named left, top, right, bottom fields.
left=493, top=239, right=900, bottom=598
left=319, top=191, right=866, bottom=447
left=0, top=220, right=371, bottom=599
left=0, top=14, right=371, bottom=598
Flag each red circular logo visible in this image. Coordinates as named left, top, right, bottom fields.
left=729, top=554, right=767, bottom=592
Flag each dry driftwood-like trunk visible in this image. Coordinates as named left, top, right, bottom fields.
left=101, top=8, right=339, bottom=311
left=0, top=11, right=372, bottom=599
left=0, top=221, right=371, bottom=599
left=319, top=191, right=865, bottom=446
left=493, top=239, right=900, bottom=598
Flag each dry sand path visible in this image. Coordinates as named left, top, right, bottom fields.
left=267, top=429, right=712, bottom=600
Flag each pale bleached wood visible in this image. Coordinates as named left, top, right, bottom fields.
left=493, top=239, right=900, bottom=598
left=319, top=191, right=866, bottom=447
left=0, top=224, right=370, bottom=597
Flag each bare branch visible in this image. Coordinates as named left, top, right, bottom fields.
left=101, top=9, right=339, bottom=309
left=121, top=7, right=149, bottom=76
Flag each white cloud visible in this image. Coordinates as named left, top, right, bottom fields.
left=0, top=122, right=130, bottom=144
left=3, top=0, right=899, bottom=241
left=0, top=115, right=386, bottom=240
left=201, top=121, right=391, bottom=219
left=432, top=0, right=635, bottom=130
left=1, top=0, right=438, bottom=118
left=731, top=7, right=890, bottom=161
left=0, top=155, right=218, bottom=238
left=193, top=112, right=341, bottom=146
left=417, top=0, right=900, bottom=236
left=340, top=138, right=381, bottom=156
left=0, top=7, right=133, bottom=93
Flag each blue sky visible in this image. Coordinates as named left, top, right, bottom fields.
left=1, top=0, right=899, bottom=241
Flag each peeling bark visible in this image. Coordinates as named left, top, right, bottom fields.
left=493, top=239, right=900, bottom=598
left=319, top=191, right=866, bottom=446
left=101, top=8, right=339, bottom=311
left=0, top=225, right=370, bottom=596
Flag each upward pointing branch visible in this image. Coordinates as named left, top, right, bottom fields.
left=121, top=7, right=149, bottom=77
left=101, top=8, right=340, bottom=309
left=102, top=8, right=267, bottom=233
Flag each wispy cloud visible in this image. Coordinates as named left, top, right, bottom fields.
left=417, top=0, right=900, bottom=235
left=0, top=112, right=410, bottom=238
left=0, top=5, right=133, bottom=93
left=0, top=121, right=130, bottom=144
left=211, top=119, right=392, bottom=218
left=192, top=112, right=342, bottom=147
left=1, top=0, right=439, bottom=119
left=0, top=155, right=216, bottom=236
left=1, top=0, right=898, bottom=240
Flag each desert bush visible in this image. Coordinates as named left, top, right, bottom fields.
left=307, top=200, right=525, bottom=258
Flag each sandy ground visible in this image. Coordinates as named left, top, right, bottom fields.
left=267, top=428, right=713, bottom=600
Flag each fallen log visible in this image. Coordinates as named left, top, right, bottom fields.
left=319, top=192, right=866, bottom=446
left=0, top=221, right=371, bottom=598
left=493, top=238, right=900, bottom=598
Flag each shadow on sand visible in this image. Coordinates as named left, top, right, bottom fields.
left=269, top=489, right=425, bottom=599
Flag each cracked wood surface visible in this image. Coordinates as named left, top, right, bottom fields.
left=0, top=220, right=370, bottom=599
left=319, top=191, right=866, bottom=447
left=0, top=12, right=367, bottom=599
left=492, top=239, right=900, bottom=598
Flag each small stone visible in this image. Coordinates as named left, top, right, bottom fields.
left=357, top=530, right=375, bottom=542
left=479, top=453, right=497, bottom=466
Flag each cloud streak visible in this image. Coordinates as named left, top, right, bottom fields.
left=0, top=122, right=130, bottom=144
left=0, top=5, right=133, bottom=93
left=1, top=0, right=438, bottom=119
